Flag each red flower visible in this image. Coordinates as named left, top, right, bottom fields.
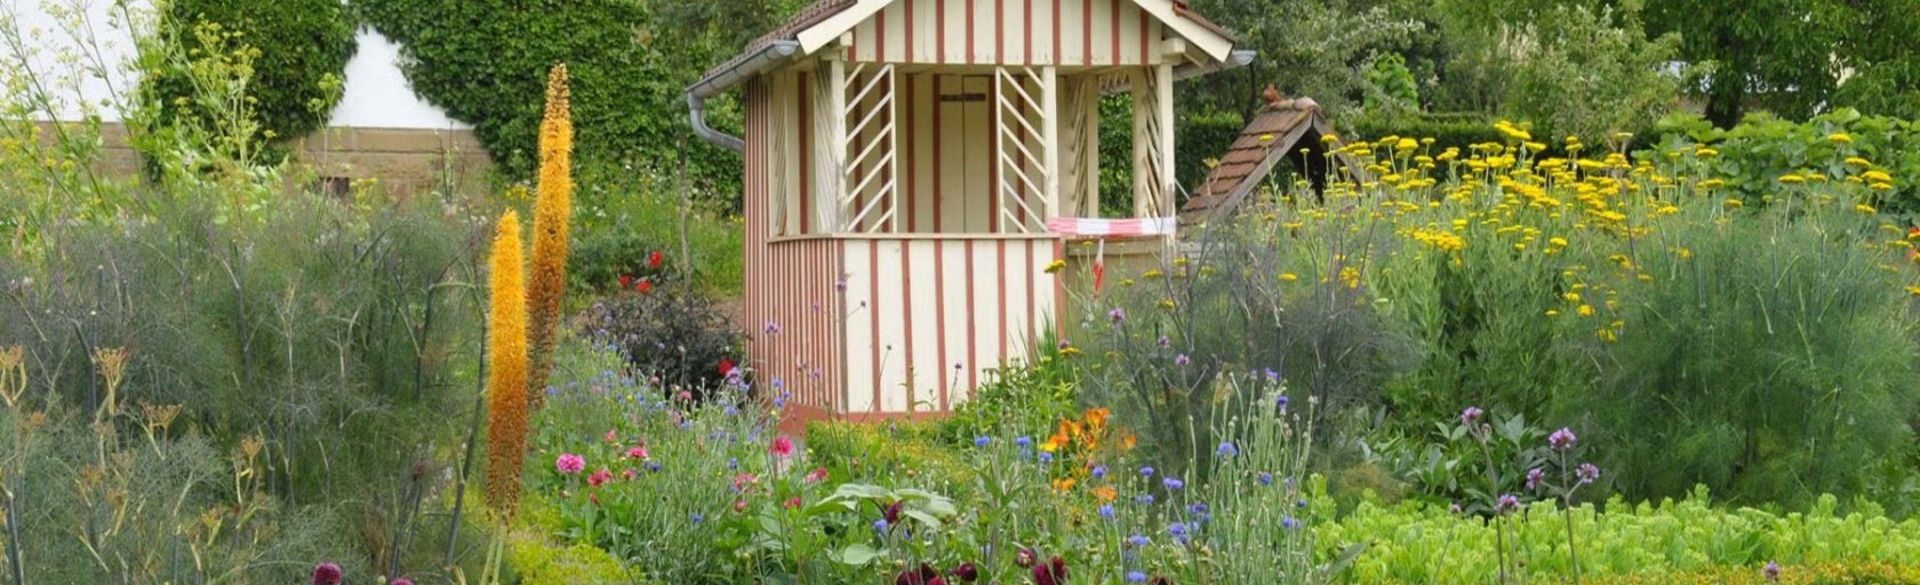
left=896, top=564, right=941, bottom=585
left=949, top=563, right=979, bottom=583
left=1148, top=578, right=1173, bottom=585
left=1031, top=556, right=1068, bottom=585
left=636, top=280, right=654, bottom=294
left=884, top=500, right=904, bottom=524
left=771, top=436, right=795, bottom=458
left=312, top=563, right=343, bottom=585
left=649, top=250, right=665, bottom=269
left=804, top=467, right=830, bottom=483
left=588, top=467, right=613, bottom=487
left=784, top=497, right=802, bottom=509
left=1015, top=548, right=1037, bottom=568
left=720, top=358, right=737, bottom=377
left=619, top=274, right=634, bottom=287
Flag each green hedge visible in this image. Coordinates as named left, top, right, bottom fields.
left=146, top=0, right=354, bottom=145
left=1649, top=108, right=1920, bottom=215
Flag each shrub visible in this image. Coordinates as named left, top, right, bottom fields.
left=806, top=420, right=975, bottom=488
left=144, top=0, right=353, bottom=148
left=934, top=343, right=1080, bottom=448
left=583, top=281, right=745, bottom=397
left=568, top=163, right=745, bottom=297
left=505, top=531, right=632, bottom=585
left=1650, top=108, right=1920, bottom=215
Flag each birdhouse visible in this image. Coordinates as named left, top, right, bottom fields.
left=687, top=0, right=1249, bottom=422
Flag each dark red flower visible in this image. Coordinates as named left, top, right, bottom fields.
left=720, top=358, right=738, bottom=377
left=649, top=250, right=665, bottom=269
left=312, top=563, right=342, bottom=585
left=949, top=562, right=979, bottom=583
left=637, top=280, right=653, bottom=294
left=1031, top=556, right=1068, bottom=585
left=897, top=563, right=941, bottom=585
left=1014, top=548, right=1037, bottom=568
left=619, top=274, right=634, bottom=288
left=1148, top=578, right=1173, bottom=585
left=883, top=500, right=904, bottom=524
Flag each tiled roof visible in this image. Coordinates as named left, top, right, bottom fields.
left=1183, top=96, right=1335, bottom=214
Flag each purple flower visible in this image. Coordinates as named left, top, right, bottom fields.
left=1140, top=466, right=1155, bottom=477
left=1016, top=436, right=1033, bottom=448
left=312, top=563, right=342, bottom=585
left=1099, top=504, right=1115, bottom=519
left=1526, top=468, right=1545, bottom=490
left=1127, top=534, right=1150, bottom=547
left=1276, top=395, right=1290, bottom=411
left=1264, top=368, right=1280, bottom=382
left=1577, top=463, right=1601, bottom=484
left=390, top=580, right=413, bottom=585
left=1460, top=407, right=1485, bottom=426
left=975, top=436, right=992, bottom=448
left=1092, top=465, right=1107, bottom=478
left=1449, top=502, right=1463, bottom=515
left=1764, top=561, right=1782, bottom=581
left=1497, top=494, right=1521, bottom=512
left=1258, top=472, right=1273, bottom=486
left=1216, top=442, right=1239, bottom=458
left=1549, top=427, right=1578, bottom=450
left=1282, top=515, right=1300, bottom=529
left=1128, top=571, right=1148, bottom=583
left=1174, top=353, right=1190, bottom=367
left=1135, top=494, right=1155, bottom=505
left=874, top=518, right=890, bottom=536
left=1157, top=335, right=1171, bottom=348
left=764, top=321, right=782, bottom=334
left=1163, top=477, right=1184, bottom=490
left=1109, top=308, right=1127, bottom=323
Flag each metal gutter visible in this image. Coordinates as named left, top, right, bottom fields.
left=687, top=40, right=803, bottom=152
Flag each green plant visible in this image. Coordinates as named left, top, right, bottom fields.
left=505, top=531, right=631, bottom=585
left=1364, top=52, right=1420, bottom=111
left=1650, top=108, right=1920, bottom=215
left=935, top=349, right=1079, bottom=449
left=568, top=162, right=745, bottom=297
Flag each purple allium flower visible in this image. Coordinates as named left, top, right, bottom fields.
left=1174, top=353, right=1190, bottom=366
left=1216, top=442, right=1239, bottom=458
left=1109, top=308, right=1127, bottom=322
left=1157, top=335, right=1171, bottom=348
left=1163, top=477, right=1184, bottom=490
left=1497, top=494, right=1521, bottom=512
left=390, top=580, right=413, bottom=585
left=1577, top=463, right=1601, bottom=484
left=1526, top=468, right=1546, bottom=490
left=312, top=562, right=342, bottom=585
left=1549, top=427, right=1578, bottom=450
left=1258, top=472, right=1273, bottom=486
left=1460, top=406, right=1485, bottom=426
left=1764, top=561, right=1782, bottom=581
left=556, top=453, right=585, bottom=474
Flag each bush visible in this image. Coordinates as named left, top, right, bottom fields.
left=806, top=420, right=975, bottom=488
left=568, top=163, right=746, bottom=297
left=934, top=342, right=1080, bottom=448
left=145, top=0, right=354, bottom=147
left=583, top=281, right=745, bottom=397
left=1650, top=108, right=1920, bottom=215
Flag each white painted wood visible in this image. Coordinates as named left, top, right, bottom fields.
left=1128, top=0, right=1232, bottom=61
left=937, top=241, right=972, bottom=401
left=1041, top=65, right=1060, bottom=223
left=841, top=241, right=876, bottom=413
left=872, top=240, right=908, bottom=412
left=1130, top=68, right=1154, bottom=218
left=967, top=240, right=1003, bottom=397
left=817, top=54, right=849, bottom=231
left=798, top=0, right=897, bottom=54
left=1155, top=62, right=1175, bottom=217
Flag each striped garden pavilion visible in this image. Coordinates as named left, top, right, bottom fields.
left=686, top=0, right=1250, bottom=422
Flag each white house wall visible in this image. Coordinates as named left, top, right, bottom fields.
left=848, top=0, right=1165, bottom=67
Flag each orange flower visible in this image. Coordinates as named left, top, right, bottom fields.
left=1122, top=434, right=1137, bottom=450
left=1043, top=431, right=1069, bottom=453
left=1095, top=485, right=1118, bottom=502
left=1084, top=407, right=1110, bottom=429
left=1052, top=477, right=1078, bottom=493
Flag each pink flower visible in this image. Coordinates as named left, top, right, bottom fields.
left=771, top=436, right=795, bottom=458
left=622, top=468, right=637, bottom=480
left=312, top=563, right=342, bottom=585
left=784, top=497, right=802, bottom=509
left=733, top=473, right=760, bottom=493
left=733, top=499, right=749, bottom=513
left=588, top=467, right=613, bottom=487
left=556, top=453, right=585, bottom=474
left=677, top=390, right=693, bottom=401
left=805, top=467, right=830, bottom=483
left=603, top=429, right=619, bottom=443
left=627, top=446, right=650, bottom=460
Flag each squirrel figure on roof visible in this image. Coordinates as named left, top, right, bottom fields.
left=1262, top=84, right=1284, bottom=107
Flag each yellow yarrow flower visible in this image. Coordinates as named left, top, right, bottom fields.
left=1044, top=259, right=1068, bottom=274
left=1829, top=133, right=1853, bottom=144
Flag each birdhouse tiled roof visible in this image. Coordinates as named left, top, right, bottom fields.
left=1183, top=89, right=1351, bottom=218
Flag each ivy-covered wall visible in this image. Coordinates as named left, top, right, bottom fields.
left=351, top=0, right=807, bottom=194
left=144, top=0, right=356, bottom=146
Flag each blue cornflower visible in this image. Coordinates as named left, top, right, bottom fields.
left=728, top=457, right=738, bottom=470
left=1099, top=504, right=1115, bottom=519
left=975, top=436, right=992, bottom=448
left=1127, top=534, right=1150, bottom=547
left=873, top=518, right=890, bottom=536
left=1216, top=441, right=1239, bottom=458
left=1091, top=465, right=1107, bottom=479
left=1163, top=477, right=1185, bottom=490
left=773, top=398, right=786, bottom=409
left=725, top=406, right=740, bottom=416
left=1168, top=522, right=1191, bottom=544
left=1038, top=451, right=1054, bottom=464
left=1140, top=466, right=1156, bottom=477
left=1283, top=516, right=1301, bottom=529
left=645, top=461, right=662, bottom=472
left=1258, top=472, right=1274, bottom=486
left=1188, top=503, right=1209, bottom=516
left=690, top=512, right=704, bottom=524
left=1127, top=571, right=1148, bottom=583
left=1264, top=367, right=1280, bottom=382
left=1135, top=494, right=1156, bottom=505
left=1276, top=395, right=1290, bottom=410
left=1297, top=499, right=1310, bottom=508
left=1015, top=436, right=1033, bottom=448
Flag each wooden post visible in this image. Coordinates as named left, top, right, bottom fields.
left=1080, top=76, right=1101, bottom=217
left=817, top=51, right=848, bottom=232
left=1041, top=65, right=1060, bottom=224
left=1155, top=62, right=1176, bottom=218
left=1130, top=69, right=1156, bottom=219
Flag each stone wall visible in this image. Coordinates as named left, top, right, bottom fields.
left=36, top=121, right=493, bottom=195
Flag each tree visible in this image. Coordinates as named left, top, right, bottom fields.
left=1180, top=0, right=1419, bottom=121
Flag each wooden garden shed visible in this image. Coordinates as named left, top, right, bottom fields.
left=687, top=0, right=1250, bottom=421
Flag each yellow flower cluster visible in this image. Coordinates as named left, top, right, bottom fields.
left=486, top=211, right=531, bottom=519
left=526, top=63, right=575, bottom=409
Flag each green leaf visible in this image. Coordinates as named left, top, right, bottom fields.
left=836, top=543, right=884, bottom=567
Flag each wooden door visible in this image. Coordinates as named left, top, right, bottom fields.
left=935, top=75, right=993, bottom=233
